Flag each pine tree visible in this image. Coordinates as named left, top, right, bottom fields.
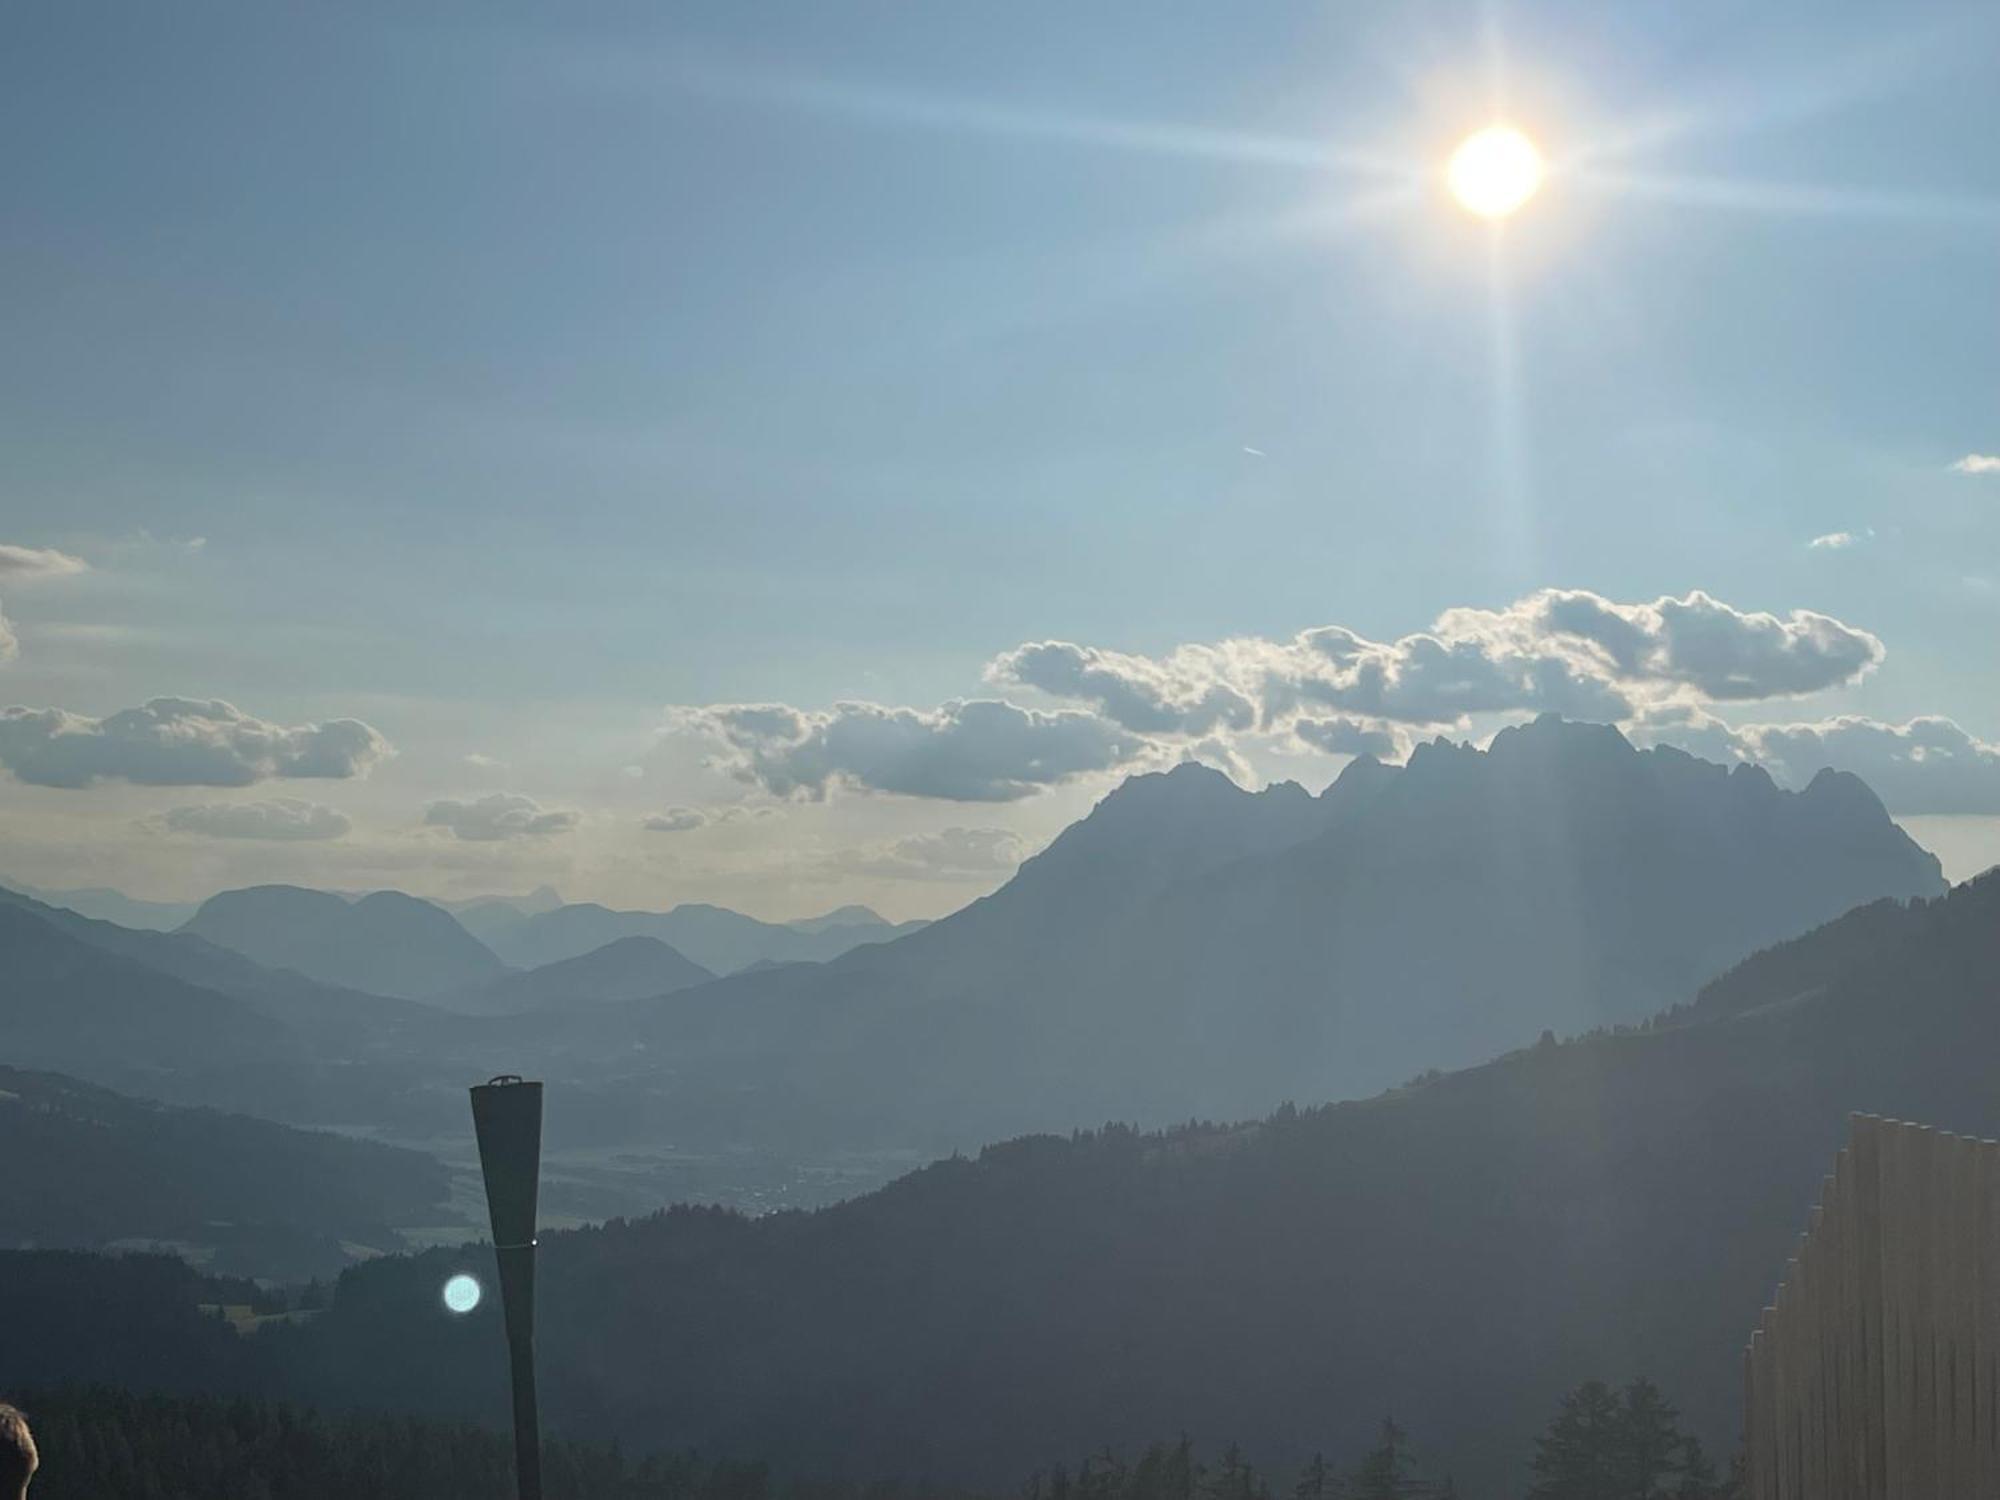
left=1615, top=1378, right=1684, bottom=1498
left=1528, top=1381, right=1623, bottom=1500
left=1293, top=1452, right=1333, bottom=1500
left=1347, top=1418, right=1426, bottom=1499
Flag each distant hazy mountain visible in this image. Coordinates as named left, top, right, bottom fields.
left=448, top=885, right=565, bottom=946
left=0, top=1065, right=449, bottom=1278
left=273, top=871, right=2000, bottom=1492
left=446, top=935, right=714, bottom=1015
left=11, top=882, right=201, bottom=930
left=786, top=904, right=902, bottom=935
left=486, top=899, right=929, bottom=975
left=181, top=884, right=506, bottom=999
left=503, top=718, right=1945, bottom=1148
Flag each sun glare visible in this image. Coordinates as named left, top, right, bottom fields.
left=1448, top=126, right=1545, bottom=219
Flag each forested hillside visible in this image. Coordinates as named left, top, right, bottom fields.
left=255, top=873, right=1998, bottom=1494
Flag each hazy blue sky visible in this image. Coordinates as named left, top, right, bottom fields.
left=3, top=1, right=1997, bottom=916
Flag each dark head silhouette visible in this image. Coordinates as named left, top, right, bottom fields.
left=0, top=1404, right=36, bottom=1499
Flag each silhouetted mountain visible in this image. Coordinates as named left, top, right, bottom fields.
left=9, top=881, right=200, bottom=930
left=487, top=900, right=928, bottom=975
left=501, top=719, right=1943, bottom=1148
left=267, top=872, right=2000, bottom=1494
left=446, top=936, right=715, bottom=1015
left=0, top=1066, right=450, bottom=1277
left=181, top=884, right=506, bottom=999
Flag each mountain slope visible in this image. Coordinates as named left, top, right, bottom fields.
left=0, top=1066, right=450, bottom=1277
left=447, top=936, right=715, bottom=1014
left=0, top=884, right=437, bottom=1038
left=0, top=900, right=298, bottom=1073
left=181, top=885, right=506, bottom=998
left=281, top=872, right=2000, bottom=1493
left=503, top=720, right=1943, bottom=1149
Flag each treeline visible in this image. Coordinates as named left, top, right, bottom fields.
left=8, top=1380, right=1734, bottom=1500
left=16, top=1386, right=913, bottom=1500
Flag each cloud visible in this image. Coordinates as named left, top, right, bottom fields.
left=842, top=826, right=1030, bottom=881
left=644, top=806, right=708, bottom=833
left=160, top=798, right=351, bottom=841
left=0, top=543, right=90, bottom=666
left=0, top=545, right=88, bottom=579
left=992, top=590, right=1883, bottom=747
left=987, top=641, right=1256, bottom=735
left=463, top=752, right=508, bottom=770
left=1735, top=716, right=2000, bottom=814
left=0, top=698, right=392, bottom=789
left=1290, top=715, right=1408, bottom=760
left=425, top=793, right=579, bottom=841
left=1645, top=710, right=2000, bottom=815
left=1950, top=454, right=2000, bottom=475
left=674, top=698, right=1149, bottom=802
left=1808, top=531, right=1859, bottom=550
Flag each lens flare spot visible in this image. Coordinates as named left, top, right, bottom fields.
left=442, top=1272, right=483, bottom=1314
left=1448, top=126, right=1545, bottom=219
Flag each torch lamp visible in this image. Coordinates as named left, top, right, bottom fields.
left=471, top=1074, right=545, bottom=1500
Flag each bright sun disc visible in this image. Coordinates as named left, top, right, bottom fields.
left=442, top=1273, right=482, bottom=1314
left=1448, top=126, right=1544, bottom=219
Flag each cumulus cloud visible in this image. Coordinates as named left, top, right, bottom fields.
left=0, top=545, right=88, bottom=579
left=644, top=806, right=708, bottom=833
left=161, top=798, right=352, bottom=841
left=843, top=826, right=1029, bottom=881
left=1642, top=710, right=2000, bottom=815
left=674, top=698, right=1149, bottom=802
left=987, top=641, right=1256, bottom=735
left=1808, top=531, right=1859, bottom=550
left=425, top=793, right=579, bottom=841
left=0, top=698, right=392, bottom=789
left=1290, top=715, right=1408, bottom=760
left=1950, top=454, right=2000, bottom=475
left=1733, top=716, right=2000, bottom=814
left=0, top=543, right=89, bottom=666
left=990, top=590, right=1883, bottom=749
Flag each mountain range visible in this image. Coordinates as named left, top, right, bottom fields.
left=479, top=900, right=929, bottom=975
left=487, top=717, right=1946, bottom=1150
left=268, top=868, right=2000, bottom=1494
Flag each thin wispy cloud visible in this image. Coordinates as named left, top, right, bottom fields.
left=1808, top=531, right=1862, bottom=550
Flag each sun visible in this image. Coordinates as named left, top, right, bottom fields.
left=1447, top=125, right=1545, bottom=219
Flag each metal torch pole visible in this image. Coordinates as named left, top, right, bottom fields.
left=471, top=1075, right=545, bottom=1500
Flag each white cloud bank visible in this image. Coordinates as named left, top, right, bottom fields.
left=425, top=792, right=579, bottom=841
left=0, top=542, right=90, bottom=664
left=161, top=798, right=352, bottom=841
left=990, top=590, right=1884, bottom=742
left=1950, top=454, right=2000, bottom=475
left=1647, top=712, right=2000, bottom=815
left=0, top=545, right=88, bottom=579
left=0, top=698, right=392, bottom=788
left=661, top=589, right=1996, bottom=816
left=673, top=699, right=1148, bottom=803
